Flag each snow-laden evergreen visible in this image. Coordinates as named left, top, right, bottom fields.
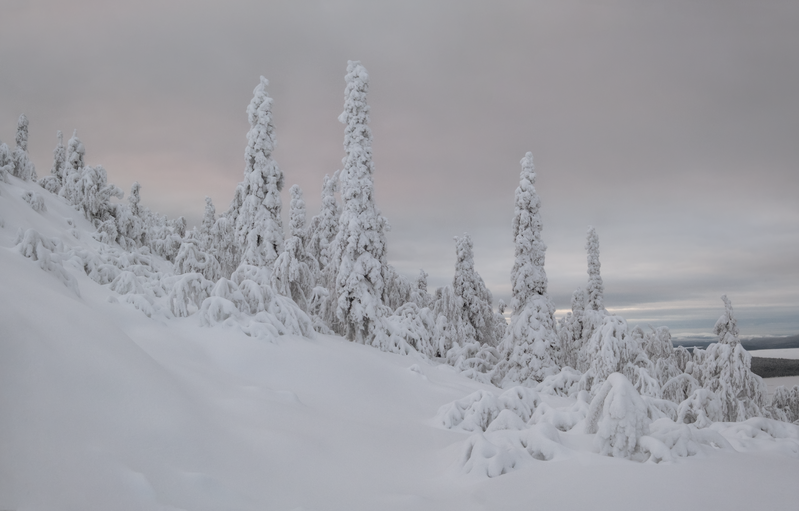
left=0, top=140, right=12, bottom=182
left=39, top=130, right=65, bottom=193
left=494, top=152, right=558, bottom=386
left=585, top=225, right=604, bottom=312
left=326, top=61, right=390, bottom=343
left=272, top=185, right=315, bottom=312
left=233, top=76, right=285, bottom=269
left=307, top=172, right=340, bottom=274
left=12, top=114, right=35, bottom=181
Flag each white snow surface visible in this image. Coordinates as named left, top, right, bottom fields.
left=750, top=348, right=799, bottom=360
left=2, top=176, right=799, bottom=510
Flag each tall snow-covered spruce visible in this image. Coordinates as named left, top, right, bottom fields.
left=586, top=226, right=604, bottom=312
left=493, top=152, right=558, bottom=386
left=13, top=114, right=36, bottom=181
left=233, top=76, right=285, bottom=269
left=328, top=61, right=390, bottom=343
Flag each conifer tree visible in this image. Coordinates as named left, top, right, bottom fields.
left=586, top=226, right=604, bottom=312
left=60, top=130, right=86, bottom=204
left=288, top=184, right=307, bottom=240
left=40, top=131, right=66, bottom=193
left=13, top=114, right=36, bottom=181
left=234, top=76, right=285, bottom=268
left=328, top=61, right=390, bottom=342
left=697, top=295, right=768, bottom=421
left=493, top=152, right=558, bottom=385
left=272, top=185, right=314, bottom=311
left=0, top=141, right=13, bottom=183
left=307, top=172, right=340, bottom=273
left=452, top=233, right=496, bottom=346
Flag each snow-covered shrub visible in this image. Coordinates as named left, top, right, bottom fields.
left=535, top=366, right=583, bottom=398
left=436, top=390, right=501, bottom=432
left=383, top=302, right=436, bottom=357
left=639, top=419, right=734, bottom=463
left=21, top=190, right=46, bottom=212
left=262, top=293, right=314, bottom=338
left=437, top=387, right=541, bottom=433
left=446, top=341, right=501, bottom=384
left=529, top=395, right=590, bottom=432
left=199, top=297, right=241, bottom=326
left=676, top=388, right=723, bottom=428
left=174, top=240, right=222, bottom=282
left=167, top=273, right=214, bottom=317
left=661, top=373, right=701, bottom=404
left=459, top=423, right=568, bottom=477
left=769, top=385, right=799, bottom=423
left=15, top=228, right=79, bottom=295
left=585, top=373, right=650, bottom=459
left=109, top=270, right=146, bottom=295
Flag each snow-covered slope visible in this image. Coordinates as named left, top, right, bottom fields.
left=2, top=176, right=799, bottom=510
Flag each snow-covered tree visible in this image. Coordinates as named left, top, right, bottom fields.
left=114, top=182, right=145, bottom=248
left=326, top=61, right=390, bottom=343
left=0, top=141, right=12, bottom=182
left=411, top=269, right=431, bottom=308
left=174, top=240, right=222, bottom=281
left=272, top=185, right=315, bottom=311
left=307, top=172, right=340, bottom=274
left=494, top=153, right=558, bottom=385
left=558, top=287, right=587, bottom=370
left=13, top=114, right=36, bottom=181
left=695, top=296, right=768, bottom=421
left=40, top=131, right=66, bottom=193
left=586, top=226, right=604, bottom=312
left=233, top=76, right=284, bottom=269
left=585, top=373, right=650, bottom=459
left=198, top=196, right=216, bottom=251
left=288, top=184, right=307, bottom=240
left=451, top=233, right=499, bottom=346
left=59, top=130, right=87, bottom=205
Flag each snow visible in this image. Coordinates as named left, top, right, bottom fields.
left=750, top=348, right=799, bottom=360
left=2, top=97, right=799, bottom=509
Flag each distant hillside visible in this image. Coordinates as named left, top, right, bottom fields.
left=673, top=334, right=799, bottom=351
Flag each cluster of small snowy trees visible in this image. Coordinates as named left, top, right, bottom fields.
left=5, top=60, right=797, bottom=436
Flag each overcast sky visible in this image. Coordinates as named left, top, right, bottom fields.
left=2, top=0, right=798, bottom=337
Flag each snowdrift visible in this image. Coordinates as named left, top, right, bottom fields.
left=2, top=161, right=799, bottom=511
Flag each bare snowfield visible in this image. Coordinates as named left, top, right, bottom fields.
left=751, top=348, right=799, bottom=360
left=2, top=177, right=799, bottom=510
